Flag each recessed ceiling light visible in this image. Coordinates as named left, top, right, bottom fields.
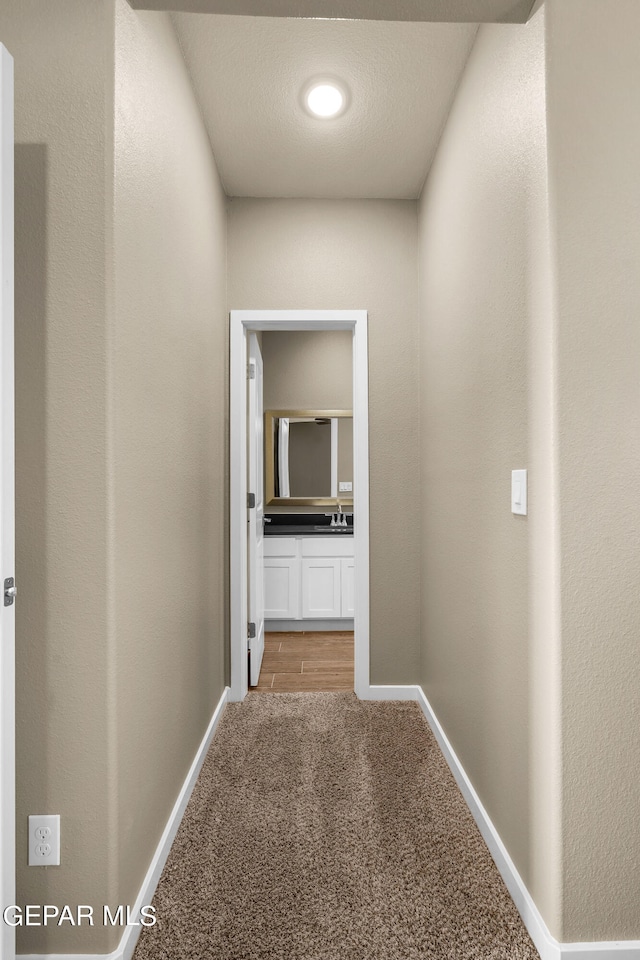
left=303, top=80, right=348, bottom=119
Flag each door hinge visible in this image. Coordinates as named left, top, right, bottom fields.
left=247, top=621, right=256, bottom=639
left=4, top=577, right=17, bottom=607
left=247, top=492, right=256, bottom=509
left=247, top=362, right=256, bottom=380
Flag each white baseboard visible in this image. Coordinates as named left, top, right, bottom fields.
left=18, top=685, right=230, bottom=960
left=358, top=683, right=421, bottom=701
left=19, top=955, right=109, bottom=960
left=266, top=619, right=354, bottom=632
left=19, top=956, right=108, bottom=960
left=559, top=946, right=640, bottom=960
left=414, top=686, right=640, bottom=960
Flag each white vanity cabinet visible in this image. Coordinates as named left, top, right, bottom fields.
left=301, top=558, right=341, bottom=618
left=264, top=535, right=354, bottom=627
left=340, top=557, right=355, bottom=618
left=263, top=537, right=299, bottom=619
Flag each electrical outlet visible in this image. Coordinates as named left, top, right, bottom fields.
left=29, top=815, right=60, bottom=866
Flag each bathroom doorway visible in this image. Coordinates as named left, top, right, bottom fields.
left=229, top=310, right=370, bottom=702
left=255, top=329, right=354, bottom=692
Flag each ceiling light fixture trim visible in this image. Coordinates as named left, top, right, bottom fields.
left=302, top=77, right=350, bottom=119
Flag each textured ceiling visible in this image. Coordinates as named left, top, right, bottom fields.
left=134, top=0, right=535, bottom=22
left=171, top=14, right=478, bottom=198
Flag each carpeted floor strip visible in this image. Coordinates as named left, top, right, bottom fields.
left=133, top=692, right=539, bottom=960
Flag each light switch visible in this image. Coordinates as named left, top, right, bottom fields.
left=338, top=481, right=352, bottom=493
left=511, top=469, right=527, bottom=516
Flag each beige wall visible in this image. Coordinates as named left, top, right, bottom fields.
left=113, top=0, right=227, bottom=929
left=262, top=330, right=352, bottom=409
left=228, top=199, right=421, bottom=683
left=419, top=0, right=640, bottom=943
left=0, top=0, right=115, bottom=952
left=262, top=329, right=352, bottom=510
left=418, top=6, right=546, bottom=921
left=1, top=0, right=227, bottom=952
left=545, top=0, right=640, bottom=941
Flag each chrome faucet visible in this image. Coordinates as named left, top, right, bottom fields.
left=329, top=505, right=350, bottom=527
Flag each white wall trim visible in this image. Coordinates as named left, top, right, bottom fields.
left=266, top=618, right=354, bottom=632
left=414, top=687, right=640, bottom=960
left=229, top=310, right=370, bottom=703
left=557, top=946, right=640, bottom=960
left=363, top=684, right=421, bottom=701
left=18, top=686, right=230, bottom=960
left=18, top=955, right=113, bottom=960
left=563, top=946, right=640, bottom=960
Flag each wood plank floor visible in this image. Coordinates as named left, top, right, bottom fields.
left=254, top=631, right=354, bottom=692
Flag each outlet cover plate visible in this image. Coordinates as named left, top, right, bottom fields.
left=29, top=815, right=60, bottom=866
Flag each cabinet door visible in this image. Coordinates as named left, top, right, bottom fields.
left=301, top=558, right=341, bottom=618
left=264, top=557, right=299, bottom=619
left=341, top=558, right=355, bottom=618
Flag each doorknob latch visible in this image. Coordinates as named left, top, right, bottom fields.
left=4, top=577, right=17, bottom=607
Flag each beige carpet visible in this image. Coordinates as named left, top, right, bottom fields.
left=133, top=693, right=539, bottom=960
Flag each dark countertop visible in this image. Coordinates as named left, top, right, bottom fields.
left=264, top=513, right=354, bottom=537
left=265, top=524, right=353, bottom=536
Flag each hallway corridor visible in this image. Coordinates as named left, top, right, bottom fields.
left=133, top=694, right=539, bottom=959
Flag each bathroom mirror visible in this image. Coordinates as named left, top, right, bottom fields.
left=265, top=410, right=353, bottom=506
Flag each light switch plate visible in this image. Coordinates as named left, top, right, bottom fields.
left=338, top=481, right=352, bottom=493
left=511, top=469, right=527, bottom=516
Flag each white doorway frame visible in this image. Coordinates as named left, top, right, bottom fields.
left=230, top=310, right=369, bottom=702
left=0, top=42, right=15, bottom=960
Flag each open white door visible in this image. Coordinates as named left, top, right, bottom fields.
left=0, top=43, right=15, bottom=960
left=247, top=334, right=265, bottom=686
